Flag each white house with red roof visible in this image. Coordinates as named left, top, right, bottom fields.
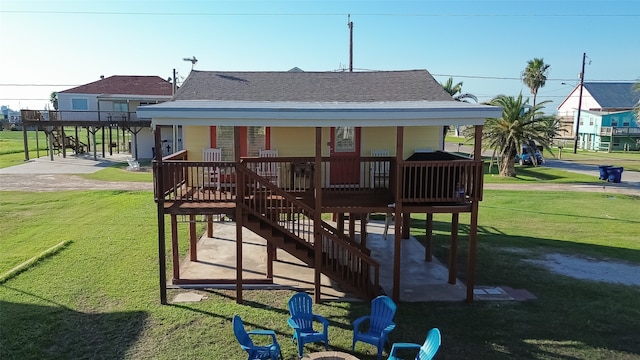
left=57, top=75, right=175, bottom=158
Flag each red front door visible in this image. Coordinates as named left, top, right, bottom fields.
left=329, top=127, right=361, bottom=186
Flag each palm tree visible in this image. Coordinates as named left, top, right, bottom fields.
left=521, top=58, right=550, bottom=108
left=49, top=91, right=58, bottom=110
left=441, top=77, right=478, bottom=103
left=440, top=77, right=478, bottom=137
left=483, top=94, right=558, bottom=177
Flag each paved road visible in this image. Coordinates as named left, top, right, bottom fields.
left=445, top=143, right=640, bottom=192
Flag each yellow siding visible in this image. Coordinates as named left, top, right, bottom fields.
left=271, top=127, right=324, bottom=156
left=183, top=125, right=440, bottom=160
left=403, top=126, right=440, bottom=159
left=362, top=126, right=440, bottom=158
left=184, top=126, right=210, bottom=160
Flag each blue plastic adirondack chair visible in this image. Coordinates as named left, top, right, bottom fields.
left=352, top=295, right=397, bottom=360
left=387, top=328, right=441, bottom=360
left=287, top=292, right=329, bottom=357
left=233, top=315, right=283, bottom=360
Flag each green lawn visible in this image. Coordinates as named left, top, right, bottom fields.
left=1, top=189, right=639, bottom=359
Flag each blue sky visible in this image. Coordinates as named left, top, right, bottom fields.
left=1, top=0, right=638, bottom=113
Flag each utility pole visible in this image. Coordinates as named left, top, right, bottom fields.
left=172, top=68, right=177, bottom=96
left=348, top=14, right=353, bottom=72
left=574, top=52, right=586, bottom=154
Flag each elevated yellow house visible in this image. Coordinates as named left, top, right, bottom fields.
left=137, top=70, right=502, bottom=304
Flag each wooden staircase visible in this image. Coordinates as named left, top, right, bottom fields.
left=237, top=165, right=382, bottom=300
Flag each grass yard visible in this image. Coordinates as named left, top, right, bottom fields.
left=1, top=189, right=639, bottom=359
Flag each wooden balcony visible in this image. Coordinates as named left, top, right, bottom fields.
left=155, top=150, right=482, bottom=215
left=20, top=110, right=150, bottom=127
left=600, top=126, right=640, bottom=137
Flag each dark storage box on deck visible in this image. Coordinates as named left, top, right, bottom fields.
left=403, top=151, right=469, bottom=201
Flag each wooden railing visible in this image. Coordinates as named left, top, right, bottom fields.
left=399, top=159, right=483, bottom=203
left=155, top=154, right=482, bottom=204
left=154, top=150, right=236, bottom=202
left=238, top=164, right=380, bottom=297
left=21, top=109, right=148, bottom=122
left=600, top=126, right=640, bottom=136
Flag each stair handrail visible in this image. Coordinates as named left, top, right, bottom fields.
left=237, top=163, right=381, bottom=296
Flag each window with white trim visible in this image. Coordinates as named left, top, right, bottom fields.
left=113, top=102, right=128, bottom=112
left=216, top=126, right=266, bottom=160
left=71, top=98, right=88, bottom=110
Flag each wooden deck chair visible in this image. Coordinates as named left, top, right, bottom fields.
left=257, top=149, right=280, bottom=186
left=203, top=148, right=222, bottom=190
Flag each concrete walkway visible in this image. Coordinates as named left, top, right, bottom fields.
left=175, top=220, right=475, bottom=302
left=0, top=152, right=131, bottom=174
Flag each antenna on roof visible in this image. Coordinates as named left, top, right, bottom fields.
left=347, top=15, right=353, bottom=72
left=183, top=56, right=198, bottom=70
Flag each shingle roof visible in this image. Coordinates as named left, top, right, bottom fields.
left=172, top=70, right=453, bottom=102
left=60, top=76, right=173, bottom=96
left=583, top=82, right=640, bottom=110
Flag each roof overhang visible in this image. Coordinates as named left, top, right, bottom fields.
left=96, top=94, right=172, bottom=102
left=137, top=100, right=502, bottom=127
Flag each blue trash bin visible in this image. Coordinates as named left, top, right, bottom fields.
left=607, top=167, right=623, bottom=183
left=598, top=165, right=613, bottom=180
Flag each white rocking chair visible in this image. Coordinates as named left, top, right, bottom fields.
left=257, top=149, right=280, bottom=186
left=203, top=148, right=222, bottom=190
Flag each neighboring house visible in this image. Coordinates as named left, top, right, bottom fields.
left=577, top=109, right=638, bottom=151
left=137, top=69, right=502, bottom=304
left=57, top=75, right=175, bottom=158
left=557, top=82, right=640, bottom=150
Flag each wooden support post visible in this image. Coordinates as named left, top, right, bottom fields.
left=392, top=126, right=404, bottom=302
left=86, top=127, right=91, bottom=152
left=235, top=126, right=243, bottom=304
left=189, top=214, right=197, bottom=261
left=337, top=213, right=345, bottom=234
left=266, top=243, right=274, bottom=278
left=109, top=126, right=113, bottom=156
left=348, top=213, right=356, bottom=240
left=314, top=127, right=323, bottom=303
left=155, top=126, right=167, bottom=304
left=449, top=213, right=459, bottom=284
left=75, top=127, right=80, bottom=154
left=171, top=215, right=180, bottom=280
left=101, top=126, right=106, bottom=158
left=360, top=213, right=367, bottom=247
left=22, top=125, right=29, bottom=161
left=35, top=126, right=40, bottom=158
left=206, top=215, right=214, bottom=238
left=48, top=130, right=54, bottom=161
left=466, top=124, right=484, bottom=303
left=402, top=212, right=410, bottom=239
left=61, top=127, right=67, bottom=158
left=425, top=213, right=433, bottom=261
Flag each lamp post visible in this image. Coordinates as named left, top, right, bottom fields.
left=573, top=52, right=586, bottom=154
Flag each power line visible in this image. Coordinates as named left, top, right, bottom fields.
left=0, top=84, right=80, bottom=87
left=1, top=10, right=639, bottom=17
left=1, top=76, right=636, bottom=88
